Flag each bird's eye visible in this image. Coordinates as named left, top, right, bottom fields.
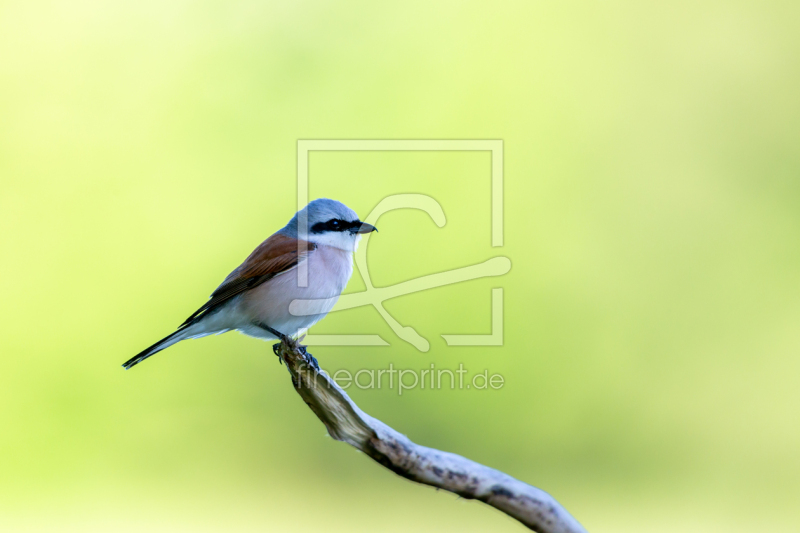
left=330, top=220, right=340, bottom=229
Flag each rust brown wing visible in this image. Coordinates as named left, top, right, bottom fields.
left=179, top=233, right=316, bottom=328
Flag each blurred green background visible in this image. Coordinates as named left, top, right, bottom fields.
left=2, top=1, right=799, bottom=531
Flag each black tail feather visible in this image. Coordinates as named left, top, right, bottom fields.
left=122, top=329, right=183, bottom=370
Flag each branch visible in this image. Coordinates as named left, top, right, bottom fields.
left=275, top=341, right=588, bottom=533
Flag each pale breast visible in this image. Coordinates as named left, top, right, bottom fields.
left=236, top=244, right=353, bottom=336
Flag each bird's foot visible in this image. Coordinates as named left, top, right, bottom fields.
left=272, top=334, right=318, bottom=371
left=298, top=346, right=319, bottom=371
left=291, top=335, right=319, bottom=371
left=272, top=342, right=284, bottom=365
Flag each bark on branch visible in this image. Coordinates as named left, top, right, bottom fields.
left=276, top=341, right=588, bottom=533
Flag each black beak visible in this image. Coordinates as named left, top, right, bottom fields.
left=353, top=222, right=378, bottom=234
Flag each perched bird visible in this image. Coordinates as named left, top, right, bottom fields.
left=122, top=198, right=377, bottom=370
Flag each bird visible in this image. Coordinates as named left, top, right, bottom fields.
left=122, top=198, right=377, bottom=370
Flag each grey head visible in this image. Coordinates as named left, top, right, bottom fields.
left=280, top=198, right=377, bottom=251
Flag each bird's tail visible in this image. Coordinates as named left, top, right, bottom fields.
left=123, top=329, right=188, bottom=370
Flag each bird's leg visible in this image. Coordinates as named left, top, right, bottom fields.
left=255, top=322, right=291, bottom=365
left=255, top=323, right=318, bottom=371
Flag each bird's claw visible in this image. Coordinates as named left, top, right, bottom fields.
left=299, top=346, right=319, bottom=371
left=272, top=337, right=318, bottom=370
left=293, top=335, right=319, bottom=371
left=272, top=342, right=284, bottom=365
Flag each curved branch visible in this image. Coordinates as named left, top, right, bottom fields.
left=276, top=341, right=588, bottom=533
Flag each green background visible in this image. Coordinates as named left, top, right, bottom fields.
left=1, top=1, right=799, bottom=531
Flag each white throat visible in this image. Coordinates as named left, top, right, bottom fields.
left=308, top=231, right=361, bottom=252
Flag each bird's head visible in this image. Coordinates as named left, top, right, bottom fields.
left=282, top=198, right=377, bottom=251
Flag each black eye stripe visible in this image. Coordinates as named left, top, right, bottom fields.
left=310, top=218, right=361, bottom=233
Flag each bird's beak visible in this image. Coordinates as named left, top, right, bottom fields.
left=353, top=222, right=378, bottom=234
